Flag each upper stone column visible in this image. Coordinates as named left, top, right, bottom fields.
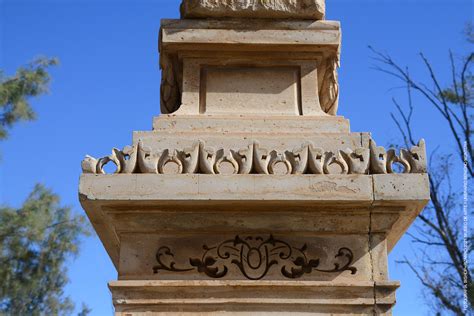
left=180, top=0, right=326, bottom=20
left=160, top=0, right=340, bottom=117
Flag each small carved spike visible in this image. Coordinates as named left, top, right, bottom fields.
left=114, top=145, right=138, bottom=174
left=179, top=142, right=200, bottom=174
left=401, top=139, right=427, bottom=173
left=308, top=144, right=325, bottom=174
left=231, top=144, right=254, bottom=175
left=286, top=144, right=309, bottom=175
left=253, top=142, right=271, bottom=175
left=341, top=148, right=370, bottom=175
left=369, top=140, right=388, bottom=174
left=387, top=149, right=411, bottom=174
left=199, top=142, right=217, bottom=175
left=137, top=141, right=160, bottom=174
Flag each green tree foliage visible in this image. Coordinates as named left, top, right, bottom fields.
left=1, top=58, right=90, bottom=315
left=0, top=184, right=90, bottom=315
left=0, top=57, right=58, bottom=140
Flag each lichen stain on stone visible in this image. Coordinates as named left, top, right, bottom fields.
left=311, top=181, right=359, bottom=194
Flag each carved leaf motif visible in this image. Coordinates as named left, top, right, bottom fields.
left=319, top=56, right=340, bottom=116
left=153, top=235, right=357, bottom=280
left=199, top=143, right=217, bottom=174
left=231, top=144, right=254, bottom=175
left=179, top=142, right=200, bottom=174
left=268, top=151, right=293, bottom=175
left=82, top=139, right=427, bottom=175
left=215, top=149, right=240, bottom=175
left=114, top=145, right=138, bottom=174
left=308, top=144, right=325, bottom=174
left=387, top=149, right=411, bottom=174
left=323, top=151, right=348, bottom=175
left=286, top=144, right=309, bottom=175
left=253, top=142, right=271, bottom=175
left=401, top=139, right=427, bottom=173
left=160, top=54, right=181, bottom=114
left=340, top=148, right=370, bottom=175
left=369, top=140, right=387, bottom=174
left=97, top=151, right=120, bottom=174
left=137, top=142, right=161, bottom=174
left=158, top=149, right=184, bottom=174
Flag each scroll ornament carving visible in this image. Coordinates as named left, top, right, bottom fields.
left=82, top=139, right=427, bottom=175
left=153, top=235, right=357, bottom=280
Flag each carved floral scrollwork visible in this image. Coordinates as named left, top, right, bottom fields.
left=308, top=145, right=325, bottom=174
left=340, top=148, right=370, bottom=175
left=369, top=139, right=426, bottom=174
left=152, top=235, right=357, bottom=280
left=323, top=151, right=349, bottom=175
left=178, top=142, right=200, bottom=174
left=232, top=144, right=254, bottom=175
left=286, top=144, right=309, bottom=175
left=82, top=139, right=427, bottom=175
left=268, top=151, right=293, bottom=175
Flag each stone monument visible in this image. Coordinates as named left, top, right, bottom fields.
left=79, top=1, right=430, bottom=315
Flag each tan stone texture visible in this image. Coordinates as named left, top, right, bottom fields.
left=79, top=1, right=430, bottom=315
left=180, top=0, right=326, bottom=20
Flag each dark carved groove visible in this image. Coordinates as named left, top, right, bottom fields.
left=152, top=235, right=357, bottom=280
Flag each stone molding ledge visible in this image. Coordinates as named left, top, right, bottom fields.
left=109, top=280, right=398, bottom=315
left=82, top=139, right=427, bottom=176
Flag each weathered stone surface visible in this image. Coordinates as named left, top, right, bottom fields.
left=180, top=0, right=325, bottom=20
left=159, top=20, right=340, bottom=115
left=110, top=280, right=398, bottom=315
left=79, top=0, right=430, bottom=314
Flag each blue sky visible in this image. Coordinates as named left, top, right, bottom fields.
left=0, top=0, right=472, bottom=315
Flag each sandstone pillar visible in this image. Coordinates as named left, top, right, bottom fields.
left=79, top=1, right=430, bottom=315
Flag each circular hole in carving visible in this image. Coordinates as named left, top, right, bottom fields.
left=103, top=162, right=118, bottom=174
left=272, top=161, right=290, bottom=175
left=391, top=162, right=406, bottom=174
left=162, top=161, right=181, bottom=174
left=327, top=162, right=344, bottom=175
left=218, top=161, right=236, bottom=175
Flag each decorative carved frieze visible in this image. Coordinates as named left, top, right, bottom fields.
left=152, top=235, right=356, bottom=280
left=369, top=139, right=426, bottom=174
left=82, top=139, right=427, bottom=175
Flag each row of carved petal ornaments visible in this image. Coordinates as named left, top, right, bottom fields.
left=82, top=139, right=427, bottom=176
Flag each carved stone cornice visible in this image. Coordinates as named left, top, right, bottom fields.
left=82, top=139, right=427, bottom=176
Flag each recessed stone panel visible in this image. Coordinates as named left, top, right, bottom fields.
left=202, top=66, right=301, bottom=116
